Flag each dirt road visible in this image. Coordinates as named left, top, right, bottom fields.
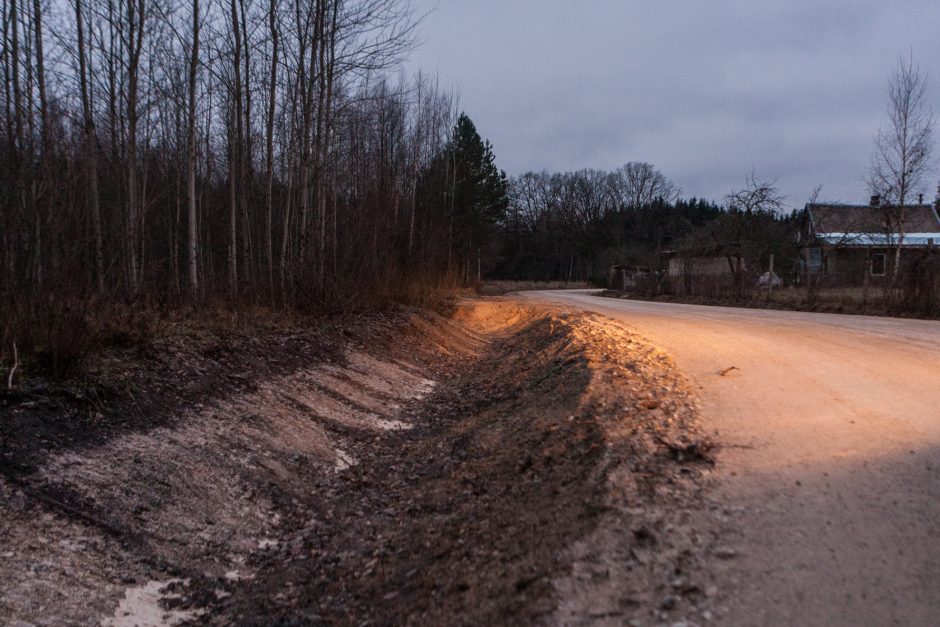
left=522, top=290, right=940, bottom=626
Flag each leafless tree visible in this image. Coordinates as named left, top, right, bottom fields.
left=868, top=55, right=934, bottom=286
left=611, top=162, right=679, bottom=210
left=0, top=0, right=488, bottom=321
left=123, top=0, right=147, bottom=295
left=263, top=0, right=278, bottom=294
left=725, top=171, right=785, bottom=215
left=75, top=0, right=105, bottom=293
left=715, top=174, right=786, bottom=297
left=186, top=0, right=200, bottom=299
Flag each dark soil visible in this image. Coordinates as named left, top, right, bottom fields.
left=210, top=315, right=603, bottom=625
left=0, top=308, right=440, bottom=479
left=0, top=307, right=469, bottom=601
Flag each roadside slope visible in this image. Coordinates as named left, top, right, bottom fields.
left=1, top=308, right=483, bottom=624
left=2, top=299, right=714, bottom=625
left=210, top=300, right=716, bottom=625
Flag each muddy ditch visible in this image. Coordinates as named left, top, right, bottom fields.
left=1, top=299, right=717, bottom=626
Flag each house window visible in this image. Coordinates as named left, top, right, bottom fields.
left=871, top=253, right=886, bottom=277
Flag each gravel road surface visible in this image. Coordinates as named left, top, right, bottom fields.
left=522, top=291, right=940, bottom=626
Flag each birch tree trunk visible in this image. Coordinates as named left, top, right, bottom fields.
left=186, top=0, right=200, bottom=300
left=125, top=0, right=145, bottom=295
left=264, top=0, right=278, bottom=295
left=227, top=0, right=243, bottom=296
left=75, top=0, right=104, bottom=293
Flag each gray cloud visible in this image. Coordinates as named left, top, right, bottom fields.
left=406, top=0, right=940, bottom=208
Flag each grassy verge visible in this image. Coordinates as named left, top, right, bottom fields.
left=476, top=280, right=593, bottom=296
left=599, top=286, right=940, bottom=318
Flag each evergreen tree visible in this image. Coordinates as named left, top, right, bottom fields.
left=447, top=113, right=509, bottom=271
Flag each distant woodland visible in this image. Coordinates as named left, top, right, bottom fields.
left=497, top=165, right=721, bottom=282
left=494, top=163, right=804, bottom=287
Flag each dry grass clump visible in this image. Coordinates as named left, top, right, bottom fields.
left=0, top=295, right=317, bottom=384
left=0, top=297, right=140, bottom=381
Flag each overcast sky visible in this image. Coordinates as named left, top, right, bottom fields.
left=405, top=1, right=940, bottom=209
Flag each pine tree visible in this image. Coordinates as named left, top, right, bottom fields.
left=451, top=114, right=508, bottom=223
left=415, top=113, right=508, bottom=276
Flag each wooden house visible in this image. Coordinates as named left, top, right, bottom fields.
left=803, top=197, right=940, bottom=285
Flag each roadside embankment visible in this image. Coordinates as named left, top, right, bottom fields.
left=1, top=299, right=715, bottom=625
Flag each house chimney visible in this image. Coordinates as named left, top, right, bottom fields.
left=870, top=194, right=881, bottom=207
left=918, top=193, right=924, bottom=204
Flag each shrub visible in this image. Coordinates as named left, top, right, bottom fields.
left=1, top=296, right=100, bottom=381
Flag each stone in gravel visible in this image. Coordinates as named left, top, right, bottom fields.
left=714, top=547, right=738, bottom=559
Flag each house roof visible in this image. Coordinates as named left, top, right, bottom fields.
left=807, top=203, right=940, bottom=247
left=808, top=203, right=940, bottom=233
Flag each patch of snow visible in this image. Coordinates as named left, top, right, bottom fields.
left=334, top=449, right=357, bottom=471
left=415, top=378, right=436, bottom=398
left=101, top=579, right=202, bottom=627
left=221, top=569, right=255, bottom=583
left=364, top=413, right=412, bottom=431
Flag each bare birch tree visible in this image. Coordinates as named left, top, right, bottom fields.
left=186, top=0, right=200, bottom=299
left=123, top=0, right=146, bottom=295
left=75, top=0, right=105, bottom=293
left=868, top=55, right=934, bottom=287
